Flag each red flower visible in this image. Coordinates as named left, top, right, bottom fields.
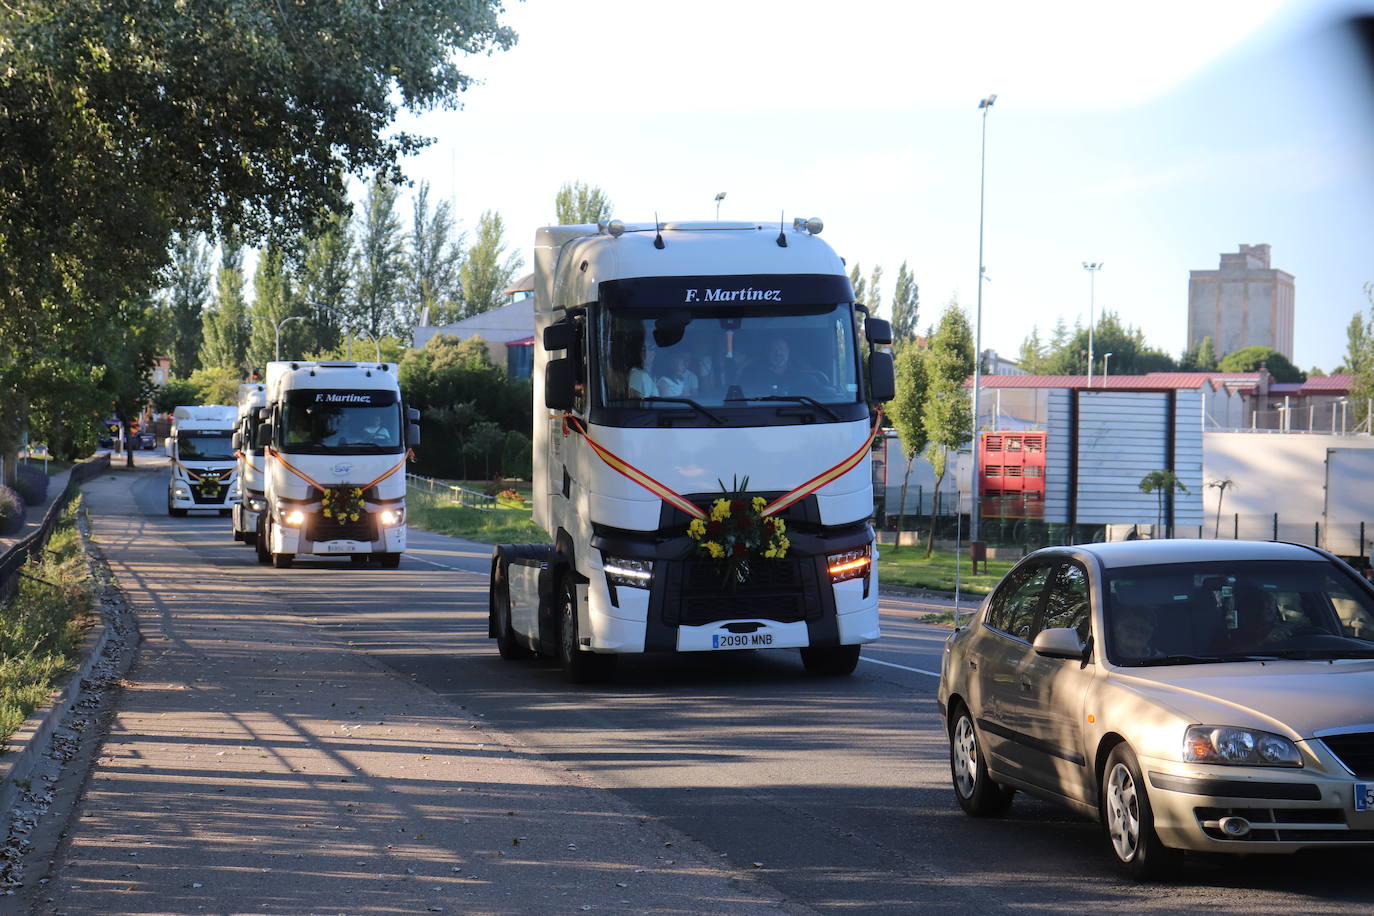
left=730, top=499, right=747, bottom=516
left=763, top=519, right=776, bottom=535
left=736, top=515, right=753, bottom=531
left=706, top=520, right=723, bottom=537
left=732, top=541, right=748, bottom=556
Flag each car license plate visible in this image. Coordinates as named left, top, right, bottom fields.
left=320, top=540, right=358, bottom=554
left=1357, top=784, right=1373, bottom=812
left=712, top=632, right=774, bottom=650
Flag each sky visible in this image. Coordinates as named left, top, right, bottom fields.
left=384, top=0, right=1374, bottom=373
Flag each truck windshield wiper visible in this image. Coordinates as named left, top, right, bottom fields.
left=743, top=395, right=840, bottom=421
left=638, top=397, right=724, bottom=425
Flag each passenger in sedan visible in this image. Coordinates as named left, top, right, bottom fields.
left=1112, top=606, right=1162, bottom=660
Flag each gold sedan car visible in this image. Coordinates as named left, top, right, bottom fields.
left=937, top=539, right=1374, bottom=879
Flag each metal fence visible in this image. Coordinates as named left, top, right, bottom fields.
left=405, top=473, right=497, bottom=511
left=0, top=455, right=110, bottom=602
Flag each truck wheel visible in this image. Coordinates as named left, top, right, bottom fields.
left=557, top=577, right=614, bottom=684
left=491, top=558, right=532, bottom=660
left=800, top=644, right=860, bottom=676
left=350, top=554, right=369, bottom=566
left=379, top=552, right=402, bottom=569
left=256, top=519, right=271, bottom=565
left=243, top=531, right=257, bottom=548
left=220, top=508, right=231, bottom=517
left=1102, top=743, right=1180, bottom=880
left=271, top=551, right=294, bottom=569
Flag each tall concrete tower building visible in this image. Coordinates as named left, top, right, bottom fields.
left=1187, top=244, right=1295, bottom=359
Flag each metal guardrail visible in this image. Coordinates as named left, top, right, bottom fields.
left=0, top=455, right=110, bottom=602
left=405, top=473, right=497, bottom=511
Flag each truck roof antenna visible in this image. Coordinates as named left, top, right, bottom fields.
left=776, top=211, right=788, bottom=248
left=653, top=213, right=665, bottom=249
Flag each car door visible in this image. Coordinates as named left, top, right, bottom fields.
left=1003, top=561, right=1097, bottom=803
left=973, top=560, right=1056, bottom=783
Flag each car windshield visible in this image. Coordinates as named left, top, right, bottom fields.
left=280, top=389, right=402, bottom=455
left=595, top=303, right=861, bottom=409
left=1105, top=559, right=1374, bottom=666
left=176, top=431, right=234, bottom=461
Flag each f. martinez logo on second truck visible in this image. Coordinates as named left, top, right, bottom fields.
left=314, top=393, right=374, bottom=403
left=683, top=287, right=782, bottom=302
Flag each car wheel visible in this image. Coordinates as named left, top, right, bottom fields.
left=799, top=644, right=860, bottom=676
left=492, top=561, right=532, bottom=661
left=1102, top=743, right=1181, bottom=880
left=557, top=576, right=614, bottom=684
left=949, top=703, right=1014, bottom=817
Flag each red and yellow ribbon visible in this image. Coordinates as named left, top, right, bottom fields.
left=266, top=447, right=413, bottom=495
left=169, top=457, right=231, bottom=483
left=561, top=408, right=884, bottom=520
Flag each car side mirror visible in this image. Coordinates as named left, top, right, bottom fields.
left=545, top=357, right=575, bottom=411
left=865, top=317, right=893, bottom=345
left=408, top=423, right=421, bottom=446
left=868, top=351, right=895, bottom=402
left=544, top=321, right=576, bottom=352
left=1033, top=627, right=1086, bottom=660
left=255, top=424, right=273, bottom=449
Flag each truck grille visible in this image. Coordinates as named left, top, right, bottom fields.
left=1321, top=733, right=1374, bottom=778
left=189, top=469, right=234, bottom=504
left=306, top=513, right=376, bottom=544
left=666, top=556, right=815, bottom=626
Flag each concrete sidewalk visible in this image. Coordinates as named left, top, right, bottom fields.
left=28, top=466, right=805, bottom=914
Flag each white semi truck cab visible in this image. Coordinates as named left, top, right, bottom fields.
left=166, top=405, right=239, bottom=517
left=255, top=361, right=420, bottom=569
left=489, top=219, right=895, bottom=681
left=230, top=382, right=267, bottom=546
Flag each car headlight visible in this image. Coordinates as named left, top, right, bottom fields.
left=827, top=545, right=872, bottom=583
left=1183, top=726, right=1303, bottom=767
left=379, top=507, right=405, bottom=527
left=603, top=556, right=653, bottom=589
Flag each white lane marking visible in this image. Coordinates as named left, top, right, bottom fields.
left=860, top=655, right=941, bottom=677
left=404, top=554, right=472, bottom=573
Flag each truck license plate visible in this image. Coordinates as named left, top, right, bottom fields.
left=712, top=632, right=774, bottom=650
left=1357, top=784, right=1372, bottom=812
left=320, top=540, right=358, bottom=554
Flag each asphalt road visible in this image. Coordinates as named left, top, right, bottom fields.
left=86, top=464, right=1374, bottom=913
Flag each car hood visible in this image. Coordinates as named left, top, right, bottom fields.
left=1110, top=659, right=1374, bottom=738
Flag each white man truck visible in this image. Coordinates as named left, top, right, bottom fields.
left=488, top=219, right=895, bottom=681
left=230, top=382, right=267, bottom=546
left=254, top=361, right=420, bottom=569
left=166, top=405, right=239, bottom=517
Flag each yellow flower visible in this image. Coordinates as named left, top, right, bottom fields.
left=752, top=496, right=766, bottom=512
left=687, top=518, right=706, bottom=539
left=705, top=541, right=725, bottom=559
left=710, top=499, right=731, bottom=521
left=323, top=509, right=333, bottom=519
left=349, top=513, right=359, bottom=522
left=772, top=518, right=786, bottom=535
left=353, top=488, right=363, bottom=496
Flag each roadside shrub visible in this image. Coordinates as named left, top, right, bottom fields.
left=0, top=486, right=24, bottom=535
left=12, top=464, right=48, bottom=506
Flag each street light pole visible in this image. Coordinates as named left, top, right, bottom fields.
left=1082, top=262, right=1102, bottom=386
left=970, top=93, right=996, bottom=544
left=715, top=191, right=726, bottom=220
left=250, top=314, right=307, bottom=361
left=1103, top=351, right=1113, bottom=385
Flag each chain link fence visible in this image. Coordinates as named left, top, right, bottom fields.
left=0, top=455, right=110, bottom=601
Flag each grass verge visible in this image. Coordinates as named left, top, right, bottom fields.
left=407, top=491, right=548, bottom=546
left=877, top=544, right=1016, bottom=595
left=0, top=498, right=93, bottom=748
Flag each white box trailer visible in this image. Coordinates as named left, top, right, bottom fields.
left=254, top=361, right=420, bottom=568
left=1323, top=448, right=1374, bottom=561
left=166, top=405, right=238, bottom=516
left=230, top=382, right=267, bottom=545
left=488, top=218, right=895, bottom=681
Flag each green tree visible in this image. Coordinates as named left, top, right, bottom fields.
left=459, top=210, right=523, bottom=318
left=554, top=181, right=613, bottom=224
left=1181, top=336, right=1219, bottom=371
left=164, top=233, right=212, bottom=378
left=247, top=243, right=306, bottom=366
left=848, top=263, right=867, bottom=307
left=887, top=343, right=929, bottom=551
left=867, top=266, right=884, bottom=318
left=921, top=302, right=975, bottom=556
left=1139, top=470, right=1189, bottom=535
left=200, top=235, right=250, bottom=371
left=295, top=209, right=354, bottom=356
left=152, top=379, right=202, bottom=415
left=353, top=176, right=406, bottom=338
left=1018, top=325, right=1048, bottom=375
left=1043, top=311, right=1176, bottom=376
left=188, top=367, right=242, bottom=406
left=1342, top=287, right=1374, bottom=429
left=1217, top=345, right=1305, bottom=383
left=405, top=182, right=465, bottom=330
left=890, top=261, right=919, bottom=350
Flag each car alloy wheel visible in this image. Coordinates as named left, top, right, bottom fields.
left=948, top=704, right=1013, bottom=817
left=1101, top=744, right=1180, bottom=880
left=1105, top=760, right=1141, bottom=862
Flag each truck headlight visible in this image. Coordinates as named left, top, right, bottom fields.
left=172, top=484, right=190, bottom=498
left=276, top=502, right=306, bottom=527
left=1183, top=726, right=1302, bottom=767
left=246, top=496, right=267, bottom=513
left=379, top=507, right=405, bottom=527
left=603, top=556, right=653, bottom=589
left=827, top=545, right=871, bottom=583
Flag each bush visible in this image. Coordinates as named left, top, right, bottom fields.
left=0, top=486, right=25, bottom=535
left=12, top=464, right=48, bottom=506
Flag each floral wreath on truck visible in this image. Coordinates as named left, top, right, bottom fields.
left=686, top=477, right=789, bottom=585
left=321, top=486, right=365, bottom=523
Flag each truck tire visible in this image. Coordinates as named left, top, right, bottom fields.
left=490, top=553, right=533, bottom=660
left=557, top=576, right=615, bottom=684
left=271, top=551, right=294, bottom=569
left=167, top=497, right=186, bottom=518
left=379, top=552, right=402, bottom=569
left=800, top=644, right=861, bottom=676
left=350, top=554, right=369, bottom=566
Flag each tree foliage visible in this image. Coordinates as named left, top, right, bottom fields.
left=1217, top=345, right=1305, bottom=383
left=200, top=236, right=250, bottom=372
left=1018, top=311, right=1175, bottom=376
left=406, top=182, right=465, bottom=330
left=353, top=176, right=407, bottom=338
left=1345, top=286, right=1374, bottom=428
left=922, top=303, right=975, bottom=555
left=890, top=261, right=919, bottom=349
left=165, top=234, right=213, bottom=378
left=296, top=209, right=355, bottom=357
left=888, top=343, right=929, bottom=550
left=555, top=182, right=613, bottom=225
left=459, top=210, right=523, bottom=318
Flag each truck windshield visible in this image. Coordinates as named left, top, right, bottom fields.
left=177, top=431, right=235, bottom=461
left=596, top=303, right=862, bottom=410
left=280, top=389, right=402, bottom=455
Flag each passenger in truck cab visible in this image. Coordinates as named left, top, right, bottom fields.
left=628, top=340, right=656, bottom=399
left=657, top=353, right=699, bottom=398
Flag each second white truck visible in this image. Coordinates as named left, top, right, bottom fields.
left=230, top=382, right=267, bottom=546
left=166, top=405, right=239, bottom=517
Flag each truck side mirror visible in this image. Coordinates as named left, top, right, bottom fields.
left=164, top=437, right=173, bottom=453
left=408, top=423, right=421, bottom=446
left=257, top=407, right=270, bottom=421
left=545, top=357, right=576, bottom=411
left=232, top=432, right=242, bottom=451
left=865, top=317, right=893, bottom=346
left=406, top=406, right=421, bottom=422
left=255, top=424, right=273, bottom=449
left=869, top=351, right=895, bottom=402
left=544, top=321, right=576, bottom=352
